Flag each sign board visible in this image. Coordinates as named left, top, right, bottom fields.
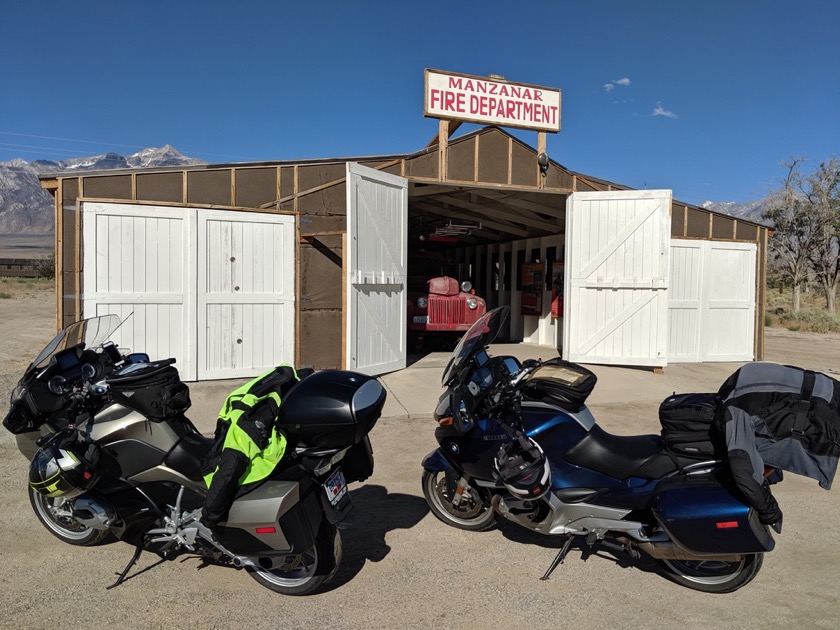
left=521, top=262, right=545, bottom=316
left=424, top=69, right=561, bottom=133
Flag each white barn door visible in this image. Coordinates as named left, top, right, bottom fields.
left=346, top=162, right=408, bottom=375
left=83, top=202, right=295, bottom=381
left=669, top=239, right=756, bottom=362
left=563, top=190, right=672, bottom=367
left=197, top=210, right=295, bottom=380
left=82, top=202, right=195, bottom=377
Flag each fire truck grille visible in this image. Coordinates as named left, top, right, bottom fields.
left=429, top=296, right=466, bottom=323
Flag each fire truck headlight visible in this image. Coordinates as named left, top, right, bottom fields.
left=466, top=297, right=478, bottom=310
left=460, top=281, right=473, bottom=293
left=416, top=296, right=428, bottom=309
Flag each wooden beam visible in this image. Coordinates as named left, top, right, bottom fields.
left=475, top=192, right=566, bottom=220
left=424, top=120, right=462, bottom=148
left=437, top=194, right=561, bottom=233
left=261, top=159, right=402, bottom=208
left=413, top=201, right=529, bottom=238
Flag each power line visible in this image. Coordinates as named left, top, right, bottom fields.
left=0, top=131, right=254, bottom=160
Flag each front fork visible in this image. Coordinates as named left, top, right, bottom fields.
left=422, top=448, right=473, bottom=507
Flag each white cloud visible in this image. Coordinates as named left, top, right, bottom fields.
left=652, top=102, right=678, bottom=118
left=602, top=77, right=630, bottom=92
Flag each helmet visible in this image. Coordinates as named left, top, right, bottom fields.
left=29, top=431, right=100, bottom=499
left=494, top=432, right=551, bottom=499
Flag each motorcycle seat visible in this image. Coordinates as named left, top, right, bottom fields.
left=563, top=424, right=662, bottom=480
left=164, top=431, right=216, bottom=482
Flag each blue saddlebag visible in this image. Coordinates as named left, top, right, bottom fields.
left=651, top=473, right=775, bottom=555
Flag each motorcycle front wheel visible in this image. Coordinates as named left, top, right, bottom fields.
left=422, top=469, right=496, bottom=531
left=658, top=553, right=763, bottom=593
left=28, top=486, right=110, bottom=546
left=246, top=522, right=341, bottom=596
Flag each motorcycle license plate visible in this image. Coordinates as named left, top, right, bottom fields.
left=324, top=467, right=348, bottom=506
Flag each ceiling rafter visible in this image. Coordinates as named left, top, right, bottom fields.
left=437, top=194, right=560, bottom=233
left=413, top=201, right=529, bottom=238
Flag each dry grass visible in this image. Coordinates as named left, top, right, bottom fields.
left=0, top=277, right=54, bottom=299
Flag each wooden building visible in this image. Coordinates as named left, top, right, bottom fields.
left=41, top=126, right=769, bottom=380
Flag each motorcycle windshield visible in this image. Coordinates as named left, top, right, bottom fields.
left=31, top=314, right=122, bottom=369
left=441, top=305, right=509, bottom=385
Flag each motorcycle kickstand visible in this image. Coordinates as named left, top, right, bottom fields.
left=540, top=536, right=574, bottom=581
left=106, top=545, right=143, bottom=590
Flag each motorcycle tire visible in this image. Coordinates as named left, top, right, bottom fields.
left=246, top=522, right=341, bottom=596
left=422, top=469, right=496, bottom=532
left=657, top=553, right=763, bottom=594
left=28, top=486, right=111, bottom=546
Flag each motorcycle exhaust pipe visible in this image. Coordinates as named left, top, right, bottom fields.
left=631, top=539, right=744, bottom=562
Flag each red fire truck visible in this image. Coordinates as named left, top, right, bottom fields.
left=407, top=251, right=486, bottom=349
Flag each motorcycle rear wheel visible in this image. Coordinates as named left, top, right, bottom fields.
left=658, top=553, right=763, bottom=593
left=246, top=522, right=341, bottom=596
left=28, top=486, right=110, bottom=546
left=422, top=469, right=496, bottom=531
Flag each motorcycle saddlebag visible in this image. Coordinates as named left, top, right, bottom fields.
left=339, top=435, right=375, bottom=483
left=651, top=472, right=775, bottom=555
left=658, top=393, right=724, bottom=459
left=106, top=360, right=191, bottom=421
left=520, top=359, right=597, bottom=411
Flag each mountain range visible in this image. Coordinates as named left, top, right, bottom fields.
left=0, top=146, right=205, bottom=234
left=0, top=146, right=768, bottom=235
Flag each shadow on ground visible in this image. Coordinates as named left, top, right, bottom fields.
left=319, top=484, right=429, bottom=592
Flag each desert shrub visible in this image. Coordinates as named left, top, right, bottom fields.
left=35, top=254, right=55, bottom=279
left=776, top=308, right=840, bottom=333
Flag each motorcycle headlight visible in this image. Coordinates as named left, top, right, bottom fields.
left=416, top=296, right=428, bottom=310
left=466, top=297, right=478, bottom=310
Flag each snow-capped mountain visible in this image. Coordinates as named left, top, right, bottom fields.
left=700, top=199, right=768, bottom=223
left=0, top=146, right=205, bottom=234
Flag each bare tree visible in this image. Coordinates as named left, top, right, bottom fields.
left=762, top=158, right=817, bottom=312
left=805, top=157, right=840, bottom=313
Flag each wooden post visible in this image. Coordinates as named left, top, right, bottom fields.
left=537, top=132, right=547, bottom=189
left=438, top=119, right=449, bottom=182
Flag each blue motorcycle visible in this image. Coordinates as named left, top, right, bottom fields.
left=421, top=306, right=775, bottom=593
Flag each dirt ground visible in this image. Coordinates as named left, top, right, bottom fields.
left=0, top=287, right=838, bottom=630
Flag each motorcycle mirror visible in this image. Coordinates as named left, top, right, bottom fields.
left=450, top=388, right=473, bottom=434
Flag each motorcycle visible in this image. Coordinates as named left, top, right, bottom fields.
left=3, top=314, right=386, bottom=596
left=421, top=306, right=779, bottom=594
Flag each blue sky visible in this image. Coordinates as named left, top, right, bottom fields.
left=1, top=0, right=837, bottom=205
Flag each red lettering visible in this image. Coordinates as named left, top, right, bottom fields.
left=444, top=90, right=457, bottom=111
left=456, top=93, right=465, bottom=112
left=534, top=89, right=543, bottom=102
left=448, top=77, right=463, bottom=89
left=506, top=100, right=516, bottom=118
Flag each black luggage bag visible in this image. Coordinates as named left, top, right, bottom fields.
left=659, top=392, right=724, bottom=459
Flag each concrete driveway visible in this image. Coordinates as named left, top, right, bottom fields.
left=1, top=293, right=838, bottom=629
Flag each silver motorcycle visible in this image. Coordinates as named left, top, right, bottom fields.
left=4, top=315, right=385, bottom=595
